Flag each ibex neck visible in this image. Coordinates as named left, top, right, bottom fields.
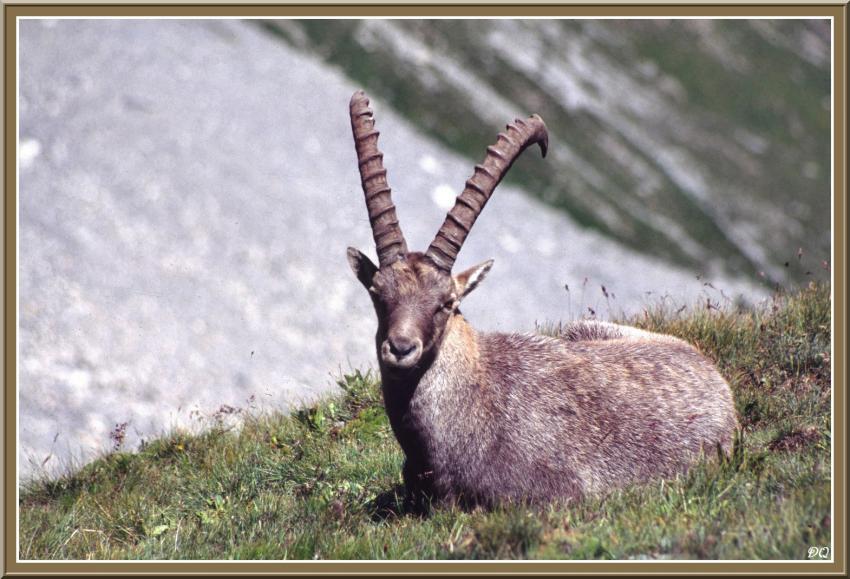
left=432, top=313, right=481, bottom=376
left=396, top=313, right=483, bottom=416
left=378, top=313, right=484, bottom=503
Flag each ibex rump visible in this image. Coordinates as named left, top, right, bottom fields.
left=346, top=91, right=738, bottom=509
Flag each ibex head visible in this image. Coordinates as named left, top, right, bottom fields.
left=346, top=90, right=548, bottom=371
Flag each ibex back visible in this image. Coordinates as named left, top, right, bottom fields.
left=345, top=91, right=738, bottom=509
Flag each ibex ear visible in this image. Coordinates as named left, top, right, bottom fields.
left=347, top=247, right=378, bottom=289
left=453, top=259, right=494, bottom=300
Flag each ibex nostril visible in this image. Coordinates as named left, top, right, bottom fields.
left=389, top=337, right=417, bottom=359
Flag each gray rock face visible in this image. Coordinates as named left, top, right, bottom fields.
left=267, top=19, right=831, bottom=286
left=18, top=19, right=764, bottom=479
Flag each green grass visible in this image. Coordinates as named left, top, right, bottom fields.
left=19, top=282, right=831, bottom=560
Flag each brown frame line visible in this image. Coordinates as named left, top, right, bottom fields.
left=3, top=3, right=846, bottom=576
left=1, top=4, right=848, bottom=15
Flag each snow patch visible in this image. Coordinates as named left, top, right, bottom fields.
left=431, top=184, right=457, bottom=211
left=19, top=138, right=42, bottom=169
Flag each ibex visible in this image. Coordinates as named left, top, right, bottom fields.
left=345, top=91, right=738, bottom=509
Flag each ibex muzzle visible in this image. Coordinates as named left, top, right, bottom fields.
left=346, top=90, right=738, bottom=510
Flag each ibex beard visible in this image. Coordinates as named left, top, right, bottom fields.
left=346, top=90, right=739, bottom=511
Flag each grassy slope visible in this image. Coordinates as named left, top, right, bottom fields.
left=19, top=283, right=831, bottom=560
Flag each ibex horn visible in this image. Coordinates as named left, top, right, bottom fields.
left=426, top=115, right=548, bottom=272
left=350, top=90, right=408, bottom=266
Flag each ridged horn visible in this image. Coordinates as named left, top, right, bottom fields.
left=426, top=114, right=548, bottom=272
left=350, top=90, right=408, bottom=266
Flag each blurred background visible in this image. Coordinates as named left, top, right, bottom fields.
left=18, top=18, right=831, bottom=479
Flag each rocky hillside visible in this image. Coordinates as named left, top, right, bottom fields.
left=264, top=19, right=831, bottom=285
